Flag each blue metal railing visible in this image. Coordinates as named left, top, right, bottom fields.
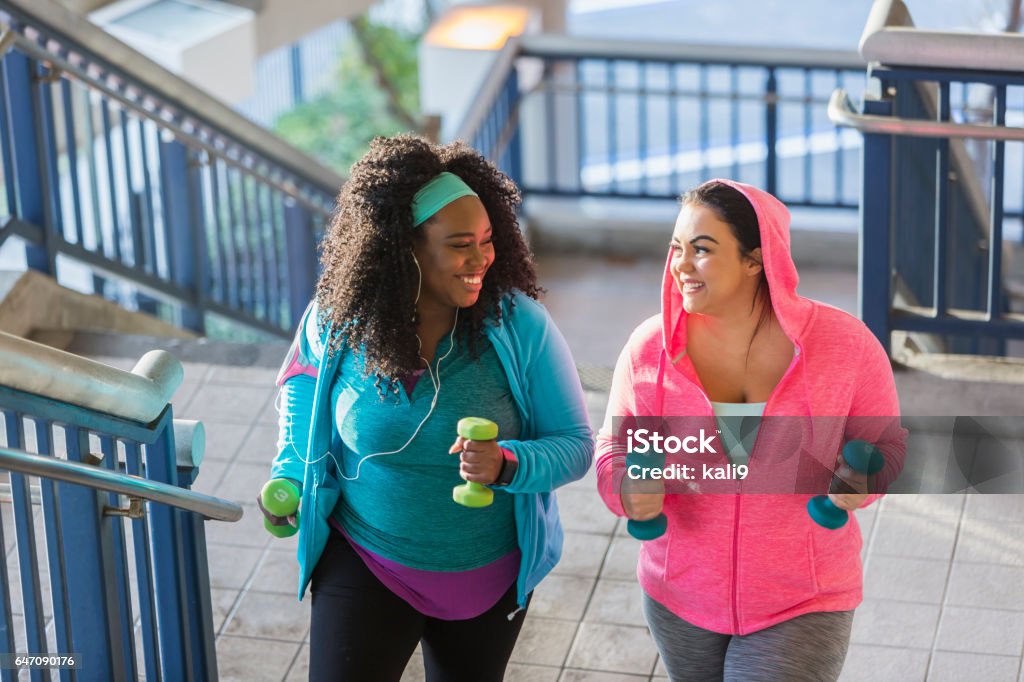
left=459, top=36, right=867, bottom=211
left=852, top=67, right=1024, bottom=356
left=0, top=0, right=341, bottom=339
left=0, top=338, right=240, bottom=681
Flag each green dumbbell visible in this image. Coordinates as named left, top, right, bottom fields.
left=452, top=417, right=497, bottom=508
left=260, top=478, right=301, bottom=538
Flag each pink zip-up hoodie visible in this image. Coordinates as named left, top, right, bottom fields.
left=596, top=179, right=906, bottom=635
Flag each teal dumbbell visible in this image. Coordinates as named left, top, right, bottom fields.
left=260, top=478, right=301, bottom=538
left=453, top=417, right=497, bottom=508
left=625, top=450, right=668, bottom=541
left=807, top=440, right=885, bottom=530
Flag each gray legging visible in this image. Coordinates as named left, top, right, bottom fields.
left=643, top=592, right=854, bottom=682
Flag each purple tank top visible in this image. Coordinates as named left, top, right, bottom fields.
left=329, top=520, right=519, bottom=620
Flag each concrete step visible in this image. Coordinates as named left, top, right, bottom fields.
left=33, top=329, right=288, bottom=369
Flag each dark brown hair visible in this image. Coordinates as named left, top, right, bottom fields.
left=681, top=180, right=773, bottom=344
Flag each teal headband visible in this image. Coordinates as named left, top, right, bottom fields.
left=411, top=172, right=478, bottom=227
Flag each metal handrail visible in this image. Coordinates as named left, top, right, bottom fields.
left=860, top=0, right=1024, bottom=73
left=519, top=34, right=864, bottom=69
left=0, top=331, right=182, bottom=424
left=828, top=89, right=1024, bottom=142
left=0, top=22, right=334, bottom=214
left=455, top=36, right=521, bottom=143
left=0, top=446, right=243, bottom=522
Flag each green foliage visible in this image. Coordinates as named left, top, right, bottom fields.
left=273, top=20, right=421, bottom=174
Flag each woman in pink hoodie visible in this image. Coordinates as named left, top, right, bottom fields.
left=596, top=179, right=905, bottom=680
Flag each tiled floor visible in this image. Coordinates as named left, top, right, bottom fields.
left=5, top=254, right=1023, bottom=681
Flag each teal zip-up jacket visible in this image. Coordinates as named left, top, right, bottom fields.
left=270, top=291, right=594, bottom=608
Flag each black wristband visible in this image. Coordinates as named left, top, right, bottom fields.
left=494, top=454, right=518, bottom=487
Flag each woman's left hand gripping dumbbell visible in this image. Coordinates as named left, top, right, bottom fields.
left=257, top=478, right=302, bottom=538
left=449, top=417, right=504, bottom=507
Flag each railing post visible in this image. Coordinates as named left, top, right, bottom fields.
left=3, top=49, right=53, bottom=274
left=507, top=68, right=524, bottom=187
left=284, top=199, right=318, bottom=328
left=180, top=513, right=218, bottom=681
left=54, top=426, right=126, bottom=681
left=145, top=418, right=193, bottom=679
left=764, top=68, right=778, bottom=198
left=159, top=138, right=206, bottom=333
left=859, top=95, right=894, bottom=355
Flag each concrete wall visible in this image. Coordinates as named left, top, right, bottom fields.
left=60, top=0, right=375, bottom=56
left=0, top=271, right=196, bottom=340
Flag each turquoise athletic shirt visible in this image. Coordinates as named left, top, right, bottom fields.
left=329, top=335, right=521, bottom=571
left=709, top=401, right=766, bottom=467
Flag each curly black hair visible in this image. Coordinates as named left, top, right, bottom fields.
left=315, top=134, right=541, bottom=398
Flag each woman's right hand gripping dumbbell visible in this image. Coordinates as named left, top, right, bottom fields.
left=257, top=478, right=302, bottom=538
left=621, top=474, right=666, bottom=540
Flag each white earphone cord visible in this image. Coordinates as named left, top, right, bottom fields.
left=275, top=304, right=460, bottom=482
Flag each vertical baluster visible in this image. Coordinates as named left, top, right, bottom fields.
left=730, top=66, right=740, bottom=182
left=0, top=59, right=19, bottom=220
left=284, top=199, right=316, bottom=328
left=54, top=425, right=119, bottom=679
left=81, top=88, right=105, bottom=265
left=669, top=64, right=679, bottom=195
left=144, top=422, right=192, bottom=680
left=638, top=61, right=648, bottom=196
left=239, top=172, right=261, bottom=317
left=120, top=109, right=143, bottom=269
left=0, top=474, right=13, bottom=682
left=270, top=191, right=286, bottom=327
left=197, top=162, right=219, bottom=306
left=576, top=60, right=585, bottom=194
left=212, top=160, right=239, bottom=309
left=934, top=82, right=950, bottom=318
left=59, top=80, right=85, bottom=245
left=4, top=413, right=47, bottom=682
left=988, top=85, right=1006, bottom=327
left=834, top=69, right=844, bottom=205
left=31, top=421, right=73, bottom=682
left=137, top=119, right=158, bottom=275
left=100, top=98, right=123, bottom=263
left=545, top=61, right=557, bottom=192
left=860, top=97, right=894, bottom=354
left=227, top=166, right=250, bottom=314
left=261, top=182, right=279, bottom=325
left=607, top=60, right=617, bottom=194
left=35, top=62, right=63, bottom=260
left=803, top=70, right=813, bottom=203
left=699, top=64, right=709, bottom=181
left=4, top=50, right=51, bottom=273
left=160, top=139, right=204, bottom=332
left=122, top=441, right=161, bottom=682
left=764, top=68, right=778, bottom=198
left=98, top=435, right=137, bottom=679
left=508, top=68, right=523, bottom=187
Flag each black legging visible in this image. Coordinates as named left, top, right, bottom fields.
left=308, top=529, right=530, bottom=682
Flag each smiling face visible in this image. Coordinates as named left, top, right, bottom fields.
left=669, top=203, right=763, bottom=316
left=412, top=195, right=495, bottom=316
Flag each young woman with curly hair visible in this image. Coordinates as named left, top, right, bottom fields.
left=260, top=134, right=593, bottom=681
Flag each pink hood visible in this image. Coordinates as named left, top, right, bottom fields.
left=596, top=179, right=905, bottom=635
left=661, top=179, right=813, bottom=364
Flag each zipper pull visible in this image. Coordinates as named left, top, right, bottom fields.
left=506, top=605, right=525, bottom=621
